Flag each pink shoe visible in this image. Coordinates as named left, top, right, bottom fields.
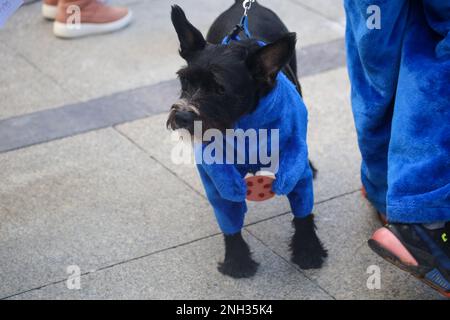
left=53, top=0, right=132, bottom=38
left=42, top=0, right=59, bottom=20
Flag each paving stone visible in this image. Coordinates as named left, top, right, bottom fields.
left=0, top=79, right=179, bottom=153
left=0, top=42, right=76, bottom=120
left=303, top=68, right=361, bottom=202
left=0, top=0, right=344, bottom=117
left=259, top=0, right=345, bottom=45
left=0, top=38, right=346, bottom=153
left=292, top=0, right=346, bottom=26
left=8, top=231, right=332, bottom=300
left=246, top=193, right=444, bottom=300
left=0, top=128, right=216, bottom=298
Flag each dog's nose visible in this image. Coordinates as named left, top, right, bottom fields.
left=174, top=110, right=196, bottom=128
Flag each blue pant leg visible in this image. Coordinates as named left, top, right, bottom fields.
left=197, top=165, right=247, bottom=235
left=422, top=0, right=450, bottom=59
left=387, top=1, right=450, bottom=223
left=344, top=0, right=409, bottom=214
left=287, top=167, right=314, bottom=218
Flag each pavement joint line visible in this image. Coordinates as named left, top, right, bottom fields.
left=0, top=38, right=346, bottom=154
left=314, top=189, right=360, bottom=206
left=0, top=232, right=224, bottom=300
left=2, top=188, right=360, bottom=299
left=113, top=126, right=207, bottom=200
left=245, top=211, right=293, bottom=228
left=244, top=228, right=337, bottom=300
left=244, top=188, right=361, bottom=229
left=0, top=124, right=113, bottom=155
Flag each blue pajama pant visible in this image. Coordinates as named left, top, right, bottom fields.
left=344, top=0, right=450, bottom=222
left=197, top=165, right=314, bottom=235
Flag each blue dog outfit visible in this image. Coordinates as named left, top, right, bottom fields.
left=195, top=66, right=313, bottom=235
left=345, top=0, right=450, bottom=222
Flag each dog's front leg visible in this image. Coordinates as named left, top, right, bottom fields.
left=287, top=177, right=328, bottom=269
left=196, top=166, right=258, bottom=278
left=218, top=232, right=259, bottom=278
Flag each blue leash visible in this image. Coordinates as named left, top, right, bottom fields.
left=220, top=1, right=303, bottom=97
left=222, top=0, right=255, bottom=44
left=222, top=15, right=252, bottom=45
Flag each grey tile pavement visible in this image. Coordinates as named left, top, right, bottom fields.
left=9, top=231, right=332, bottom=300
left=0, top=38, right=346, bottom=153
left=0, top=80, right=180, bottom=153
left=246, top=193, right=443, bottom=300
left=0, top=0, right=344, bottom=119
left=304, top=68, right=361, bottom=203
left=292, top=0, right=346, bottom=26
left=0, top=63, right=369, bottom=299
left=0, top=42, right=76, bottom=119
left=258, top=0, right=345, bottom=46
left=0, top=128, right=218, bottom=298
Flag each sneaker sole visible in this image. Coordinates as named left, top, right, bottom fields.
left=369, top=238, right=450, bottom=298
left=53, top=10, right=132, bottom=39
left=42, top=4, right=57, bottom=20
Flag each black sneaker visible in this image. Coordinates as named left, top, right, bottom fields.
left=368, top=222, right=450, bottom=298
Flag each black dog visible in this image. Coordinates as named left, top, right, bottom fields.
left=168, top=1, right=327, bottom=278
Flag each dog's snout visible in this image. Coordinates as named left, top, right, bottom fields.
left=174, top=110, right=196, bottom=128
left=171, top=102, right=183, bottom=111
left=168, top=99, right=199, bottom=131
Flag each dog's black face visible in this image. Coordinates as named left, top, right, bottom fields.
left=167, top=5, right=296, bottom=135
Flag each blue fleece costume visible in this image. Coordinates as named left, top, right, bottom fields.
left=345, top=0, right=450, bottom=222
left=195, top=71, right=313, bottom=235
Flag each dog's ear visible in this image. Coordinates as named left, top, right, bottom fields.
left=247, top=33, right=296, bottom=87
left=171, top=5, right=206, bottom=60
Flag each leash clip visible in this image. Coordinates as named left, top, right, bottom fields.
left=243, top=0, right=256, bottom=16
left=222, top=0, right=255, bottom=44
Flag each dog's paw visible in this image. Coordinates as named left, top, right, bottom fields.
left=219, top=232, right=259, bottom=278
left=218, top=257, right=259, bottom=278
left=291, top=243, right=327, bottom=269
left=290, top=215, right=328, bottom=270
